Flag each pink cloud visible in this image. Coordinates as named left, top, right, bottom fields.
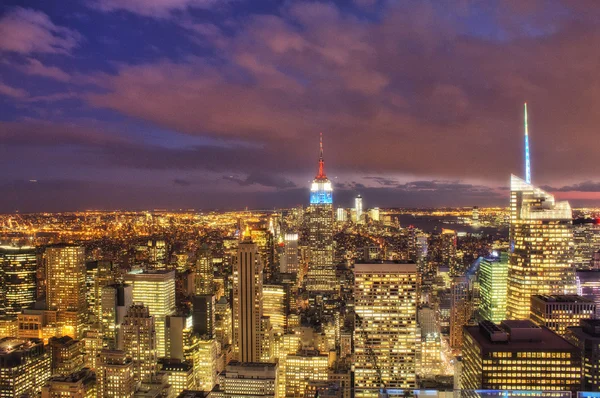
left=0, top=81, right=28, bottom=99
left=0, top=8, right=81, bottom=54
left=90, top=0, right=225, bottom=18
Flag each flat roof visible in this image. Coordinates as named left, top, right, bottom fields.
left=532, top=294, right=595, bottom=303
left=465, top=324, right=578, bottom=354
left=354, top=262, right=417, bottom=274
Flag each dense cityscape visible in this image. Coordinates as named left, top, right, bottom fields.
left=3, top=1, right=600, bottom=397
left=1, top=123, right=600, bottom=397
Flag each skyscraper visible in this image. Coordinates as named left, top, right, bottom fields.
left=354, top=262, right=418, bottom=394
left=507, top=104, right=576, bottom=319
left=233, top=232, right=264, bottom=362
left=100, top=283, right=133, bottom=349
left=124, top=270, right=176, bottom=358
left=506, top=176, right=576, bottom=320
left=479, top=252, right=508, bottom=323
left=0, top=337, right=51, bottom=397
left=355, top=195, right=363, bottom=224
left=280, top=233, right=299, bottom=274
left=565, top=319, right=600, bottom=392
left=121, top=304, right=158, bottom=383
left=450, top=276, right=471, bottom=349
left=0, top=246, right=37, bottom=318
left=45, top=245, right=86, bottom=338
left=195, top=245, right=214, bottom=296
left=305, top=134, right=336, bottom=293
left=530, top=294, right=596, bottom=336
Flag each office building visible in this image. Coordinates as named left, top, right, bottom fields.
left=124, top=270, right=176, bottom=357
left=305, top=135, right=336, bottom=293
left=479, top=252, right=508, bottom=323
left=157, top=360, right=194, bottom=396
left=530, top=294, right=596, bottom=336
left=280, top=233, right=299, bottom=274
left=354, top=262, right=418, bottom=394
left=0, top=246, right=37, bottom=318
left=335, top=208, right=347, bottom=223
left=450, top=276, right=471, bottom=349
left=85, top=260, right=114, bottom=323
left=285, top=349, right=329, bottom=398
left=215, top=297, right=232, bottom=348
left=565, top=319, right=600, bottom=392
left=0, top=337, right=51, bottom=397
left=507, top=121, right=576, bottom=319
left=45, top=245, right=86, bottom=338
left=233, top=233, right=263, bottom=362
left=417, top=306, right=441, bottom=376
left=577, top=269, right=600, bottom=317
left=41, top=368, right=96, bottom=398
left=355, top=195, right=363, bottom=224
left=263, top=285, right=285, bottom=334
left=48, top=335, right=85, bottom=376
left=461, top=320, right=581, bottom=392
left=195, top=246, right=214, bottom=296
left=100, top=283, right=133, bottom=349
left=214, top=362, right=277, bottom=398
left=121, top=304, right=158, bottom=383
left=193, top=294, right=215, bottom=339
left=185, top=335, right=218, bottom=391
left=96, top=349, right=134, bottom=397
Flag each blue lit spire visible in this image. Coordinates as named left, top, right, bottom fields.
left=309, top=133, right=333, bottom=205
left=524, top=102, right=531, bottom=184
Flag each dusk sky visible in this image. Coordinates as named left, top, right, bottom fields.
left=2, top=0, right=600, bottom=212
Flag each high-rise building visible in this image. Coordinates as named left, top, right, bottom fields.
left=124, top=270, right=176, bottom=357
left=121, top=304, right=158, bottom=383
left=48, top=335, right=85, bottom=376
left=576, top=269, right=600, bottom=317
left=85, top=260, right=114, bottom=323
left=41, top=368, right=96, bottom=398
left=530, top=294, right=596, bottom=336
left=284, top=349, right=329, bottom=398
left=507, top=175, right=576, bottom=320
left=233, top=233, right=264, bottom=362
left=335, top=208, right=347, bottom=223
left=354, top=262, right=418, bottom=394
left=96, top=349, right=134, bottom=398
left=215, top=297, right=232, bottom=348
left=573, top=224, right=600, bottom=269
left=565, top=319, right=600, bottom=392
left=417, top=306, right=442, bottom=376
left=305, top=135, right=336, bottom=293
left=450, top=276, right=471, bottom=349
left=280, top=233, right=299, bottom=274
left=214, top=362, right=278, bottom=398
left=195, top=246, right=214, bottom=296
left=45, top=245, right=86, bottom=338
left=355, top=195, right=363, bottom=224
left=0, top=246, right=37, bottom=318
left=507, top=107, right=576, bottom=319
left=100, top=283, right=133, bottom=349
left=263, top=285, right=285, bottom=334
left=193, top=294, right=215, bottom=339
left=479, top=252, right=508, bottom=323
left=461, top=320, right=581, bottom=392
left=0, top=337, right=51, bottom=397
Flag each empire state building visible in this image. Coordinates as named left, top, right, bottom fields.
left=305, top=134, right=337, bottom=293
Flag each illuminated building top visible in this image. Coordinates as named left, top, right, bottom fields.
left=310, top=133, right=333, bottom=205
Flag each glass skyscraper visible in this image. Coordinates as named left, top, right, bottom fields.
left=506, top=175, right=576, bottom=320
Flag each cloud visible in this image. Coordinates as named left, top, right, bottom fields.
left=21, top=58, right=71, bottom=82
left=542, top=181, right=600, bottom=192
left=364, top=176, right=399, bottom=186
left=173, top=178, right=192, bottom=186
left=90, top=0, right=226, bottom=18
left=0, top=82, right=28, bottom=99
left=0, top=8, right=81, bottom=54
left=223, top=173, right=297, bottom=189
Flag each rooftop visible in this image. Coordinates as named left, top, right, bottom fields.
left=354, top=261, right=417, bottom=274
left=532, top=294, right=595, bottom=304
left=465, top=321, right=578, bottom=354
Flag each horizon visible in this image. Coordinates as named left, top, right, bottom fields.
left=2, top=1, right=600, bottom=211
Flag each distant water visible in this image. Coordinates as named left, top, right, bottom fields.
left=395, top=214, right=507, bottom=237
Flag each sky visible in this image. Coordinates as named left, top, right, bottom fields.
left=2, top=0, right=600, bottom=212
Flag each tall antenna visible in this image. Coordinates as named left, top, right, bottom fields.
left=524, top=102, right=531, bottom=184
left=317, top=132, right=326, bottom=179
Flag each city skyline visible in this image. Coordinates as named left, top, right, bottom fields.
left=2, top=1, right=600, bottom=211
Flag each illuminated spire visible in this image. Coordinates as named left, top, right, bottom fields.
left=524, top=102, right=531, bottom=184
left=316, top=132, right=326, bottom=179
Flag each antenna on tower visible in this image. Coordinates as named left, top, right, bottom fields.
left=524, top=102, right=531, bottom=184
left=316, top=132, right=326, bottom=179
